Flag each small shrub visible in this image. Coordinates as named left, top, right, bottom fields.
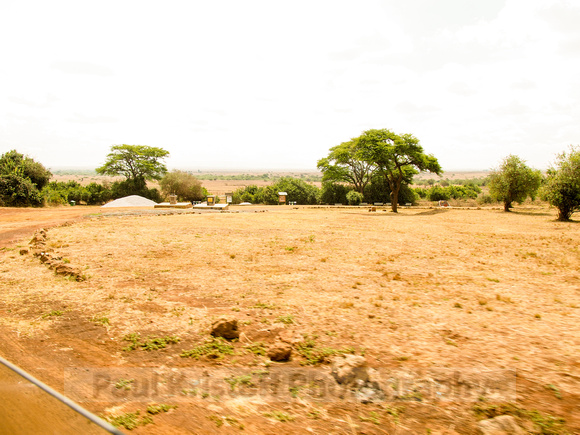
left=244, top=342, right=266, bottom=356
left=90, top=315, right=110, bottom=326
left=225, top=374, right=254, bottom=391
left=296, top=335, right=355, bottom=365
left=123, top=333, right=180, bottom=351
left=180, top=337, right=235, bottom=360
left=146, top=404, right=177, bottom=414
left=252, top=302, right=277, bottom=309
left=264, top=411, right=295, bottom=422
left=346, top=190, right=364, bottom=205
left=42, top=310, right=63, bottom=319
left=477, top=194, right=495, bottom=205
left=114, top=378, right=134, bottom=390
left=207, top=415, right=224, bottom=427
left=105, top=411, right=152, bottom=430
left=275, top=315, right=294, bottom=324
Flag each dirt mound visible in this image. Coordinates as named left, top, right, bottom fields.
left=101, top=195, right=157, bottom=208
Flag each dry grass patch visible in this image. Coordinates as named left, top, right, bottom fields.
left=1, top=206, right=579, bottom=433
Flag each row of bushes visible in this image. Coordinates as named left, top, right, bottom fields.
left=232, top=177, right=418, bottom=205
left=414, top=184, right=482, bottom=201
left=42, top=178, right=163, bottom=206
left=417, top=177, right=488, bottom=187
left=43, top=170, right=209, bottom=206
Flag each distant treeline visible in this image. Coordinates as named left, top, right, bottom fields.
left=51, top=169, right=98, bottom=176
left=415, top=177, right=488, bottom=187
left=51, top=169, right=324, bottom=183
left=195, top=173, right=323, bottom=182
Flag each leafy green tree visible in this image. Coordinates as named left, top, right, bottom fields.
left=96, top=144, right=168, bottom=200
left=320, top=182, right=350, bottom=205
left=541, top=146, right=580, bottom=221
left=317, top=139, right=375, bottom=194
left=488, top=155, right=543, bottom=212
left=0, top=173, right=44, bottom=206
left=0, top=150, right=52, bottom=190
left=0, top=150, right=51, bottom=206
left=159, top=170, right=205, bottom=202
left=96, top=144, right=169, bottom=182
left=85, top=182, right=112, bottom=204
left=357, top=129, right=441, bottom=212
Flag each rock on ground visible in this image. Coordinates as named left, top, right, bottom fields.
left=210, top=318, right=240, bottom=340
left=331, top=354, right=369, bottom=385
left=267, top=341, right=292, bottom=361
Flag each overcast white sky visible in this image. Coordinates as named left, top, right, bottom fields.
left=1, top=0, right=579, bottom=172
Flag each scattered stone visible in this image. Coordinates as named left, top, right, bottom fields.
left=54, top=263, right=76, bottom=275
left=39, top=252, right=53, bottom=263
left=355, top=379, right=385, bottom=403
left=267, top=341, right=292, bottom=361
left=26, top=228, right=86, bottom=281
left=331, top=354, right=368, bottom=385
left=331, top=355, right=386, bottom=403
left=210, top=318, right=240, bottom=340
left=477, top=415, right=526, bottom=435
left=54, top=264, right=84, bottom=281
left=29, top=232, right=46, bottom=245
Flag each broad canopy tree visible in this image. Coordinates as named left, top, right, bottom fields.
left=356, top=129, right=441, bottom=212
left=488, top=155, right=543, bottom=212
left=96, top=144, right=169, bottom=186
left=317, top=139, right=375, bottom=194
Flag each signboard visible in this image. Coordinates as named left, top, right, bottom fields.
left=278, top=192, right=287, bottom=205
left=225, top=192, right=233, bottom=204
left=207, top=196, right=215, bottom=206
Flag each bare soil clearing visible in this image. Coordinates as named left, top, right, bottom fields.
left=0, top=205, right=579, bottom=434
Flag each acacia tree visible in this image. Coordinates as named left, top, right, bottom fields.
left=96, top=144, right=169, bottom=185
left=488, top=155, right=543, bottom=212
left=541, top=146, right=580, bottom=221
left=317, top=139, right=375, bottom=194
left=357, top=129, right=441, bottom=212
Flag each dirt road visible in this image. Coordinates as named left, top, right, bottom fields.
left=0, top=206, right=103, bottom=248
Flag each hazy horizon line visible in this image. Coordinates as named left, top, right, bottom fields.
left=50, top=166, right=492, bottom=174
